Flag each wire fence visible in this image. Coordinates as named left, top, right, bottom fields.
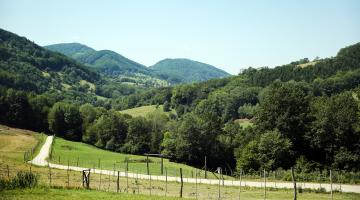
left=0, top=162, right=352, bottom=200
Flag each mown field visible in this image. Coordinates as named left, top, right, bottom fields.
left=119, top=105, right=174, bottom=117
left=50, top=137, right=226, bottom=179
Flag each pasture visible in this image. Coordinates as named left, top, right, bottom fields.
left=119, top=105, right=174, bottom=117
left=50, top=137, right=225, bottom=179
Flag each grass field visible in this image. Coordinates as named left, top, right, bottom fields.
left=235, top=119, right=253, bottom=128
left=0, top=125, right=46, bottom=164
left=50, top=137, right=225, bottom=179
left=0, top=187, right=185, bottom=200
left=119, top=105, right=175, bottom=117
left=1, top=185, right=359, bottom=200
left=1, top=124, right=360, bottom=200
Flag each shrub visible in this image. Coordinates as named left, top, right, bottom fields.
left=0, top=171, right=38, bottom=190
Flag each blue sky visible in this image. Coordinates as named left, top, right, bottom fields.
left=1, top=0, right=359, bottom=74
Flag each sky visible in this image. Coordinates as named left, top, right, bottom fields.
left=0, top=0, right=359, bottom=75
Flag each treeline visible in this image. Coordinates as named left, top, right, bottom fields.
left=0, top=86, right=169, bottom=155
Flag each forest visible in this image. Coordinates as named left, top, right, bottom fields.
left=1, top=28, right=360, bottom=176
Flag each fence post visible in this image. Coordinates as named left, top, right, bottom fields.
left=67, top=160, right=70, bottom=188
left=264, top=168, right=266, bottom=200
left=108, top=170, right=111, bottom=191
left=239, top=169, right=242, bottom=200
left=195, top=169, right=198, bottom=200
left=98, top=159, right=101, bottom=169
left=77, top=157, right=79, bottom=167
left=180, top=168, right=183, bottom=198
left=126, top=163, right=129, bottom=193
left=117, top=171, right=120, bottom=193
left=274, top=171, right=277, bottom=188
left=48, top=163, right=52, bottom=187
left=204, top=156, right=207, bottom=179
left=291, top=167, right=297, bottom=200
left=137, top=172, right=139, bottom=194
left=99, top=167, right=102, bottom=190
left=6, top=165, right=9, bottom=179
left=149, top=172, right=152, bottom=196
left=218, top=167, right=221, bottom=200
left=330, top=169, right=333, bottom=200
left=165, top=167, right=168, bottom=197
left=146, top=155, right=150, bottom=175
left=161, top=156, right=164, bottom=175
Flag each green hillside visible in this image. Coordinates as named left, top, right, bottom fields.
left=51, top=137, right=226, bottom=179
left=0, top=29, right=100, bottom=94
left=45, top=43, right=169, bottom=87
left=45, top=43, right=149, bottom=75
left=150, top=58, right=230, bottom=84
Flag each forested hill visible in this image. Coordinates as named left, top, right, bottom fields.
left=0, top=28, right=100, bottom=94
left=46, top=43, right=230, bottom=85
left=150, top=58, right=230, bottom=84
left=45, top=43, right=152, bottom=76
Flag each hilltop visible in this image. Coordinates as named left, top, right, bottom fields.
left=46, top=43, right=230, bottom=85
left=150, top=58, right=230, bottom=84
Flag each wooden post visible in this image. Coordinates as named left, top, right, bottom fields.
left=137, top=172, right=139, bottom=194
left=77, top=157, right=79, bottom=167
left=330, top=169, right=333, bottom=200
left=195, top=169, right=198, bottom=200
left=161, top=156, right=164, bottom=175
left=117, top=171, right=120, bottom=193
left=126, top=164, right=129, bottom=193
left=6, top=165, right=9, bottom=179
left=291, top=167, right=297, bottom=200
left=67, top=160, right=70, bottom=188
left=180, top=168, right=183, bottom=198
left=146, top=155, right=150, bottom=175
left=165, top=167, right=168, bottom=197
left=204, top=156, right=207, bottom=179
left=99, top=168, right=102, bottom=190
left=239, top=169, right=242, bottom=200
left=218, top=168, right=221, bottom=200
left=58, top=156, right=60, bottom=164
left=98, top=158, right=101, bottom=169
left=264, top=169, right=266, bottom=200
left=49, top=164, right=52, bottom=187
left=149, top=172, right=152, bottom=196
left=274, top=171, right=277, bottom=188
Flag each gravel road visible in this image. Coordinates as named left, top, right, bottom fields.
left=30, top=136, right=360, bottom=193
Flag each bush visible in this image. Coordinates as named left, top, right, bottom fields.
left=0, top=171, right=38, bottom=190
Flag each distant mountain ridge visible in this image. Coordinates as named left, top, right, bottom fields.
left=45, top=43, right=151, bottom=76
left=45, top=43, right=230, bottom=84
left=150, top=58, right=230, bottom=84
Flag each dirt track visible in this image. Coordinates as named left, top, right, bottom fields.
left=30, top=136, right=360, bottom=193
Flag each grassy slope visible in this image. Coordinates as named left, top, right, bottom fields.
left=119, top=105, right=174, bottom=117
left=0, top=125, right=46, bottom=164
left=51, top=137, right=222, bottom=179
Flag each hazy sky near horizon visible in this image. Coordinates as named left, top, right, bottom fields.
left=1, top=0, right=359, bottom=74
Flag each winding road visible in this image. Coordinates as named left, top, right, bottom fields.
left=30, top=136, right=360, bottom=193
